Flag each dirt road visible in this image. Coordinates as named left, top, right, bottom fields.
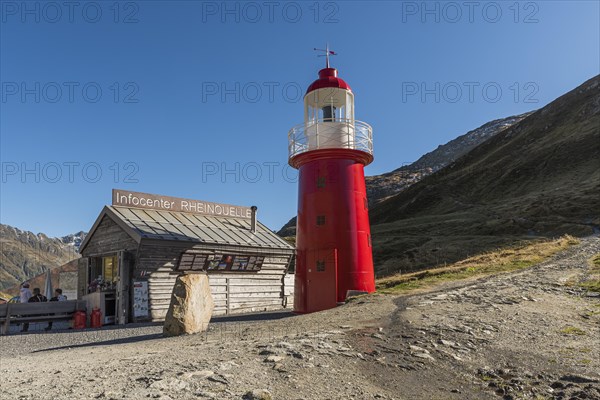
left=1, top=237, right=598, bottom=400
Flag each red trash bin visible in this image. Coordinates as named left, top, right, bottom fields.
left=73, top=310, right=87, bottom=329
left=90, top=308, right=102, bottom=328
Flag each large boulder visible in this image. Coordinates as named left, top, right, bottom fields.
left=163, top=274, right=214, bottom=337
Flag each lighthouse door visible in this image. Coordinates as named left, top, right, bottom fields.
left=306, top=248, right=337, bottom=312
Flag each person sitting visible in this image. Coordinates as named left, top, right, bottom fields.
left=21, top=287, right=47, bottom=332
left=29, top=288, right=48, bottom=303
left=45, top=289, right=67, bottom=331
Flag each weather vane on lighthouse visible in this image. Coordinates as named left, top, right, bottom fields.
left=313, top=44, right=337, bottom=68
left=287, top=48, right=376, bottom=313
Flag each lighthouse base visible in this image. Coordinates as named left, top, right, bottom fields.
left=293, top=248, right=338, bottom=314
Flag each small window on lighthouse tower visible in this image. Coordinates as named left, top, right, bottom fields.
left=317, top=176, right=326, bottom=188
left=316, top=260, right=326, bottom=272
left=316, top=215, right=326, bottom=225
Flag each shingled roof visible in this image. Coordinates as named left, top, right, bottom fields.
left=79, top=205, right=293, bottom=252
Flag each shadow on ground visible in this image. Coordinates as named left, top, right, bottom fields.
left=29, top=310, right=296, bottom=353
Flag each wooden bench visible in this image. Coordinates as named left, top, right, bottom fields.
left=0, top=300, right=86, bottom=335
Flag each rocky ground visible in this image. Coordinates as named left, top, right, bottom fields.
left=1, top=237, right=599, bottom=400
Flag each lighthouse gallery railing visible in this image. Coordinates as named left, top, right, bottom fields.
left=288, top=119, right=373, bottom=160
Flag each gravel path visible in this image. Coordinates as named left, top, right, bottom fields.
left=1, top=237, right=598, bottom=400
left=357, top=236, right=600, bottom=400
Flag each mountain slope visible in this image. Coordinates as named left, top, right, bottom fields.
left=366, top=112, right=533, bottom=204
left=370, top=75, right=600, bottom=276
left=277, top=112, right=532, bottom=237
left=0, top=224, right=85, bottom=290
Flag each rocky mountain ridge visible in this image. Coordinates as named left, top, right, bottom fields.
left=0, top=224, right=85, bottom=291
left=366, top=112, right=534, bottom=204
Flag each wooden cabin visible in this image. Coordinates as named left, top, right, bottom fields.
left=78, top=189, right=295, bottom=324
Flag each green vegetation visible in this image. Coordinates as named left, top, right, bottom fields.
left=377, top=236, right=578, bottom=294
left=560, top=326, right=586, bottom=336
left=578, top=254, right=600, bottom=292
left=281, top=236, right=296, bottom=247
left=590, top=254, right=600, bottom=272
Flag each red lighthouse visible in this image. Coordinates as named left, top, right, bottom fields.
left=289, top=49, right=375, bottom=313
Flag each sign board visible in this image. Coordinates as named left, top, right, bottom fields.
left=112, top=189, right=252, bottom=219
left=178, top=252, right=265, bottom=272
left=132, top=280, right=149, bottom=318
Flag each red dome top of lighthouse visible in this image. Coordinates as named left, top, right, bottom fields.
left=306, top=68, right=352, bottom=94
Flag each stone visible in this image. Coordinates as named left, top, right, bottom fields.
left=218, top=361, right=239, bottom=371
left=409, top=345, right=429, bottom=354
left=194, top=390, right=218, bottom=399
left=438, top=339, right=456, bottom=347
left=276, top=341, right=295, bottom=350
left=273, top=363, right=287, bottom=372
left=243, top=389, right=272, bottom=400
left=182, top=370, right=214, bottom=380
left=559, top=374, right=599, bottom=384
left=163, top=274, right=214, bottom=337
left=149, top=378, right=189, bottom=391
left=413, top=352, right=435, bottom=361
left=207, top=374, right=229, bottom=385
left=264, top=355, right=284, bottom=363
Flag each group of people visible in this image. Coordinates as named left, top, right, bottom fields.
left=19, top=282, right=67, bottom=332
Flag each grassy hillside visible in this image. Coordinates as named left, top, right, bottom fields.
left=370, top=75, right=600, bottom=277
left=377, top=235, right=578, bottom=293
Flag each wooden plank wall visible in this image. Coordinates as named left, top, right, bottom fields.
left=135, top=244, right=180, bottom=321
left=284, top=273, right=294, bottom=309
left=208, top=255, right=290, bottom=316
left=135, top=243, right=294, bottom=321
left=81, top=215, right=138, bottom=257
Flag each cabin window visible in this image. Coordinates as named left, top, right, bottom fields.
left=88, top=255, right=117, bottom=292
left=103, top=256, right=117, bottom=283
left=316, top=215, right=326, bottom=226
left=316, top=260, right=326, bottom=272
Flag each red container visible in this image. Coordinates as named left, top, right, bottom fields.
left=73, top=310, right=87, bottom=329
left=90, top=307, right=102, bottom=328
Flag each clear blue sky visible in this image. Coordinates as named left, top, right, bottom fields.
left=1, top=1, right=598, bottom=237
